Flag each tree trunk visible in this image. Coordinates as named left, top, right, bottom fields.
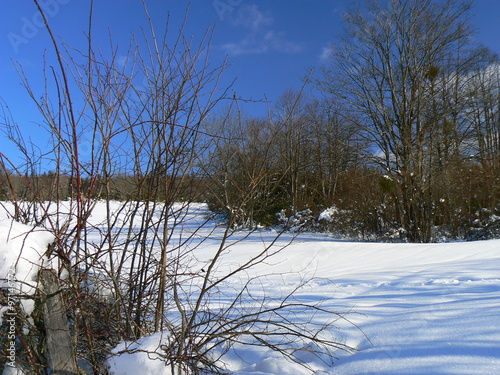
left=40, top=269, right=80, bottom=375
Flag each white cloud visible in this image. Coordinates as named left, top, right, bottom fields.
left=264, top=31, right=302, bottom=53
left=221, top=31, right=302, bottom=56
left=230, top=4, right=273, bottom=31
left=220, top=37, right=268, bottom=55
left=221, top=5, right=302, bottom=56
left=319, top=44, right=334, bottom=62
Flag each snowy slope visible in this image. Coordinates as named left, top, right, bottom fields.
left=106, top=228, right=500, bottom=374
left=108, top=224, right=500, bottom=374
left=279, top=239, right=500, bottom=374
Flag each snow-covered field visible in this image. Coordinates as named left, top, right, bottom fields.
left=1, top=202, right=500, bottom=374
left=287, top=239, right=500, bottom=374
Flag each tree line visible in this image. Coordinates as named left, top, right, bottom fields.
left=3, top=73, right=499, bottom=244
left=2, top=1, right=498, bottom=243
left=207, top=0, right=500, bottom=242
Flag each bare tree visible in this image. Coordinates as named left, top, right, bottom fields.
left=320, top=0, right=477, bottom=242
left=272, top=88, right=310, bottom=213
left=303, top=97, right=366, bottom=205
left=204, top=104, right=290, bottom=228
left=466, top=54, right=500, bottom=173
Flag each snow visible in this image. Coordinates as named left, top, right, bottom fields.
left=108, top=333, right=172, bottom=375
left=107, top=220, right=500, bottom=374
left=319, top=242, right=500, bottom=374
left=318, top=206, right=338, bottom=222
left=207, top=238, right=500, bottom=374
left=0, top=218, right=54, bottom=322
left=1, top=201, right=499, bottom=374
left=1, top=367, right=26, bottom=375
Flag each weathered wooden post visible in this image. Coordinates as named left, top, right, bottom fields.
left=39, top=269, right=80, bottom=375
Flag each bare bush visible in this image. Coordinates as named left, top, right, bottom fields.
left=0, top=1, right=357, bottom=374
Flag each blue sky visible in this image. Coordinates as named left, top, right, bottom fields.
left=1, top=0, right=500, bottom=164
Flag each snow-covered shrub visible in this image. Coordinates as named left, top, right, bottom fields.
left=277, top=209, right=317, bottom=232
left=466, top=206, right=500, bottom=240
left=0, top=220, right=55, bottom=374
